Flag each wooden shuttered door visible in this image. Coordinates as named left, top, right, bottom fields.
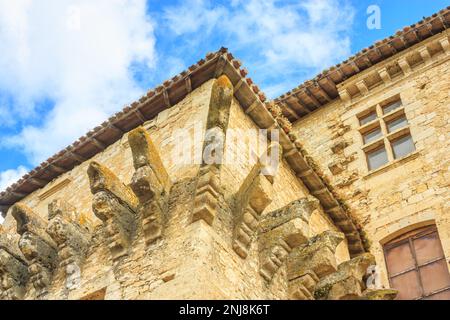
left=384, top=225, right=450, bottom=300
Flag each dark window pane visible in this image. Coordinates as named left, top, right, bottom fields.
left=367, top=146, right=388, bottom=171
left=383, top=100, right=402, bottom=114
left=419, top=260, right=450, bottom=295
left=392, top=135, right=415, bottom=159
left=413, top=232, right=445, bottom=265
left=360, top=111, right=377, bottom=125
left=385, top=242, right=415, bottom=275
left=363, top=127, right=382, bottom=144
left=391, top=271, right=422, bottom=300
left=387, top=115, right=408, bottom=132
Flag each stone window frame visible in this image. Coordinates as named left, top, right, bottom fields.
left=357, top=95, right=416, bottom=173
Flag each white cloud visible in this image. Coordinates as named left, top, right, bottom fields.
left=0, top=166, right=28, bottom=193
left=0, top=0, right=156, bottom=164
left=163, top=0, right=355, bottom=97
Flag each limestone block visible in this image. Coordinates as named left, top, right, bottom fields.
left=233, top=173, right=273, bottom=259
left=88, top=162, right=139, bottom=260
left=46, top=199, right=91, bottom=270
left=288, top=280, right=314, bottom=300
left=258, top=198, right=317, bottom=281
left=291, top=270, right=319, bottom=294
left=88, top=161, right=139, bottom=213
left=314, top=253, right=376, bottom=300
left=131, top=166, right=166, bottom=245
left=131, top=166, right=163, bottom=204
left=290, top=270, right=321, bottom=300
left=128, top=126, right=171, bottom=194
left=129, top=128, right=171, bottom=245
left=362, top=289, right=398, bottom=300
left=0, top=229, right=29, bottom=300
left=205, top=75, right=233, bottom=133
left=287, top=231, right=345, bottom=280
left=11, top=204, right=58, bottom=297
left=192, top=165, right=221, bottom=225
left=140, top=200, right=164, bottom=245
left=190, top=76, right=233, bottom=226
left=92, top=191, right=137, bottom=260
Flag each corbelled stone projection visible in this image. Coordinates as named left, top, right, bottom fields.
left=232, top=142, right=281, bottom=259
left=46, top=199, right=91, bottom=289
left=0, top=226, right=29, bottom=300
left=192, top=75, right=233, bottom=225
left=11, top=204, right=58, bottom=297
left=258, top=197, right=319, bottom=282
left=88, top=162, right=139, bottom=260
left=0, top=8, right=448, bottom=299
left=129, top=126, right=171, bottom=245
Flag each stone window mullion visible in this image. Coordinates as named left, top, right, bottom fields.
left=377, top=103, right=395, bottom=162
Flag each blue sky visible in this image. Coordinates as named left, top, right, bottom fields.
left=0, top=0, right=448, bottom=197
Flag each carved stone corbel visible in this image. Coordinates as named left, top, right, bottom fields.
left=0, top=227, right=29, bottom=300
left=314, top=253, right=376, bottom=300
left=287, top=230, right=344, bottom=299
left=258, top=197, right=318, bottom=282
left=11, top=203, right=58, bottom=297
left=192, top=75, right=233, bottom=225
left=46, top=199, right=91, bottom=289
left=232, top=142, right=281, bottom=259
left=88, top=162, right=139, bottom=260
left=128, top=127, right=171, bottom=245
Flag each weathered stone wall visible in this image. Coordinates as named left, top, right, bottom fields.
left=293, top=34, right=450, bottom=288
left=1, top=79, right=349, bottom=299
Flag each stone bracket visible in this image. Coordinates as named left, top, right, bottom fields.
left=88, top=162, right=139, bottom=260
left=313, top=253, right=376, bottom=300
left=11, top=204, right=58, bottom=297
left=129, top=127, right=171, bottom=245
left=287, top=230, right=344, bottom=285
left=258, top=197, right=318, bottom=282
left=0, top=227, right=29, bottom=300
left=191, top=75, right=233, bottom=226
left=46, top=199, right=91, bottom=287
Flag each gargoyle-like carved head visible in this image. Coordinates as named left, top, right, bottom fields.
left=46, top=216, right=69, bottom=245
left=18, top=232, right=38, bottom=261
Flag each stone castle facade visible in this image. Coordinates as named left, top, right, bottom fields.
left=0, top=7, right=449, bottom=300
